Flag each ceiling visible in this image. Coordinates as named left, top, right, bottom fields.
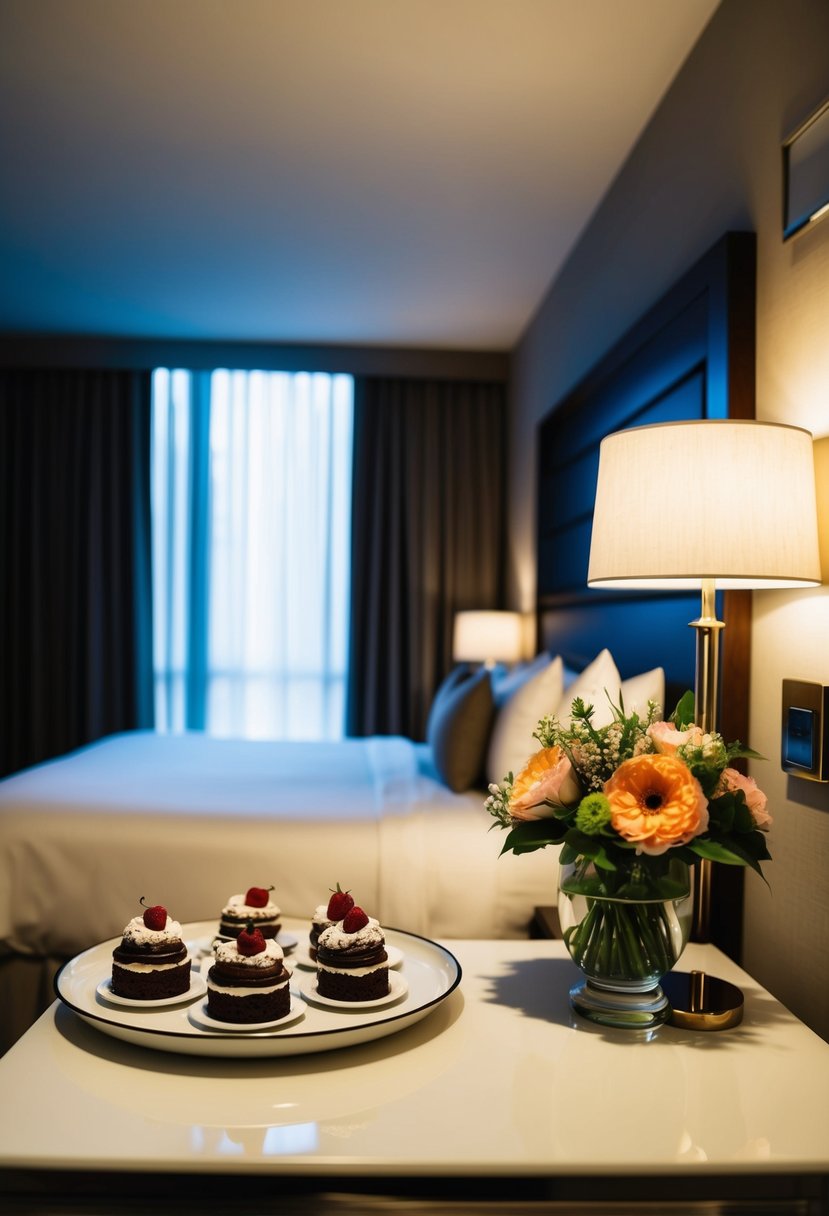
left=0, top=0, right=719, bottom=350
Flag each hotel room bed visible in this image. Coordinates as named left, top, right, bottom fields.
left=0, top=729, right=560, bottom=958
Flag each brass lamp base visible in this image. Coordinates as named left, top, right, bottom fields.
left=677, top=582, right=744, bottom=1031
left=662, top=969, right=744, bottom=1031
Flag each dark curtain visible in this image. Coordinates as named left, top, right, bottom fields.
left=0, top=369, right=154, bottom=778
left=347, top=376, right=507, bottom=740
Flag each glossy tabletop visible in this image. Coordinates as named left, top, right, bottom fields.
left=1, top=923, right=828, bottom=1196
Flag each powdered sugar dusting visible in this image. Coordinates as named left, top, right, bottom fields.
left=122, top=915, right=182, bottom=946
left=318, top=916, right=383, bottom=952
left=222, top=893, right=281, bottom=919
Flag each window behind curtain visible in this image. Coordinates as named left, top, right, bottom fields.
left=151, top=368, right=354, bottom=741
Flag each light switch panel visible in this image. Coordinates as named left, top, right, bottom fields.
left=781, top=679, right=829, bottom=782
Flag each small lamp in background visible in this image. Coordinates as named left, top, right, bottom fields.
left=588, top=419, right=821, bottom=1027
left=453, top=611, right=524, bottom=669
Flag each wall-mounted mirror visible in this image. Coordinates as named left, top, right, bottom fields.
left=783, top=97, right=829, bottom=240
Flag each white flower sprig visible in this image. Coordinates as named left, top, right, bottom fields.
left=534, top=696, right=659, bottom=792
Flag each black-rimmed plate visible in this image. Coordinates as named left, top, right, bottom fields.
left=54, top=922, right=461, bottom=1058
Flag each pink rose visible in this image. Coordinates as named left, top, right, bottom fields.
left=509, top=746, right=581, bottom=821
left=647, top=720, right=704, bottom=757
left=718, top=768, right=772, bottom=830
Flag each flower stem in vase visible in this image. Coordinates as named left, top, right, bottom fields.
left=558, top=860, right=693, bottom=1030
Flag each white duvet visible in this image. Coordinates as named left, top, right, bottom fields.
left=0, top=731, right=560, bottom=957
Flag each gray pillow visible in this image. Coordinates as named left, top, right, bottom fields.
left=426, top=664, right=495, bottom=793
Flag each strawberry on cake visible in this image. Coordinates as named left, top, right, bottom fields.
left=206, top=922, right=291, bottom=1023
left=218, top=885, right=282, bottom=941
left=309, top=883, right=354, bottom=962
left=111, top=898, right=192, bottom=1000
left=315, top=906, right=389, bottom=1002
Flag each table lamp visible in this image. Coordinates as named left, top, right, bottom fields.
left=452, top=611, right=524, bottom=669
left=587, top=419, right=821, bottom=1027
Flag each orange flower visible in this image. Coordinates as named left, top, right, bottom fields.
left=509, top=746, right=581, bottom=820
left=604, top=754, right=708, bottom=855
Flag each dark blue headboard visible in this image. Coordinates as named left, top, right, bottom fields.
left=535, top=232, right=756, bottom=959
left=536, top=232, right=755, bottom=734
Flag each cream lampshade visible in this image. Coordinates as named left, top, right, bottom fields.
left=587, top=419, right=821, bottom=1029
left=588, top=420, right=821, bottom=734
left=588, top=420, right=821, bottom=593
left=452, top=611, right=524, bottom=668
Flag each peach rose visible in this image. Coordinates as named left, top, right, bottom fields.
left=718, top=767, right=772, bottom=831
left=604, top=753, right=709, bottom=856
left=509, top=746, right=581, bottom=821
left=647, top=720, right=704, bottom=757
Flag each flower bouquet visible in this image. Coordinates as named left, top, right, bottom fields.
left=486, top=690, right=771, bottom=1026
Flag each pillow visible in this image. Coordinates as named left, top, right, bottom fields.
left=426, top=665, right=495, bottom=793
left=620, top=666, right=665, bottom=717
left=490, top=651, right=552, bottom=707
left=486, top=654, right=564, bottom=784
left=555, top=648, right=621, bottom=728
left=556, top=653, right=666, bottom=725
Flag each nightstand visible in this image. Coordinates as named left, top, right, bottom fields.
left=529, top=903, right=561, bottom=938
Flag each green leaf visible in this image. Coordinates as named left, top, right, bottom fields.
left=688, top=835, right=770, bottom=881
left=688, top=838, right=748, bottom=864
left=559, top=841, right=580, bottom=866
left=562, top=829, right=619, bottom=871
left=591, top=844, right=618, bottom=872
left=670, top=690, right=696, bottom=730
left=694, top=767, right=722, bottom=800
left=728, top=744, right=765, bottom=762
left=733, top=801, right=755, bottom=834
left=728, top=830, right=772, bottom=863
left=709, top=792, right=736, bottom=833
left=500, top=818, right=566, bottom=856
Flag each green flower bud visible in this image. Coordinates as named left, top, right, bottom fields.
left=574, top=792, right=612, bottom=835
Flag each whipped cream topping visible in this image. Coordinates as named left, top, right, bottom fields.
left=121, top=915, right=182, bottom=946
left=316, top=961, right=387, bottom=977
left=222, top=893, right=281, bottom=919
left=214, top=938, right=284, bottom=968
left=312, top=904, right=333, bottom=927
left=317, top=916, right=383, bottom=952
left=113, top=958, right=190, bottom=973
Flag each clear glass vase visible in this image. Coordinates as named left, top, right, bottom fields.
left=558, top=856, right=693, bottom=1029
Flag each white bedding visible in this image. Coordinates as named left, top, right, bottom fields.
left=0, top=731, right=560, bottom=958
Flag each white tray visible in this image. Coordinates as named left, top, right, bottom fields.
left=54, top=921, right=461, bottom=1059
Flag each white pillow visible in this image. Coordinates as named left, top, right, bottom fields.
left=486, top=654, right=564, bottom=784
left=555, top=648, right=621, bottom=728
left=620, top=666, right=665, bottom=717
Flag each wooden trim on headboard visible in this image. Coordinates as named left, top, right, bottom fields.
left=536, top=232, right=756, bottom=960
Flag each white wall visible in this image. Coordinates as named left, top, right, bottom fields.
left=511, top=0, right=829, bottom=1038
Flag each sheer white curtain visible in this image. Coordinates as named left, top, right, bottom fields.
left=151, top=368, right=353, bottom=741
